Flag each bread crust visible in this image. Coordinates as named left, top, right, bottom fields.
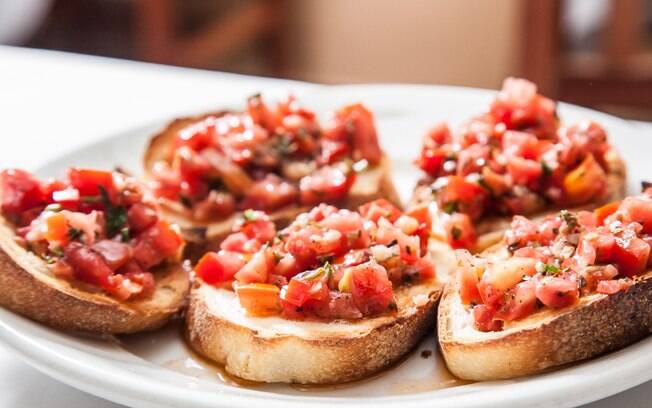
left=0, top=215, right=190, bottom=335
left=437, top=244, right=652, bottom=381
left=185, top=278, right=442, bottom=384
left=142, top=111, right=401, bottom=258
left=411, top=147, right=627, bottom=252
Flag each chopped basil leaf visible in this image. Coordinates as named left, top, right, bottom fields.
left=560, top=210, right=578, bottom=229
left=243, top=209, right=257, bottom=222
left=536, top=261, right=560, bottom=276
left=68, top=227, right=83, bottom=241
left=99, top=186, right=128, bottom=237
left=442, top=201, right=459, bottom=214
left=81, top=195, right=101, bottom=204
left=451, top=226, right=462, bottom=240
left=541, top=161, right=552, bottom=177
left=120, top=227, right=130, bottom=242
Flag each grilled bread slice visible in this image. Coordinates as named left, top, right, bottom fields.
left=143, top=112, right=401, bottom=258
left=412, top=147, right=627, bottom=252
left=0, top=214, right=190, bottom=335
left=185, top=239, right=455, bottom=384
left=438, top=244, right=652, bottom=381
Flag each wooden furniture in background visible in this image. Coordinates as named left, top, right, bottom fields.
left=522, top=0, right=652, bottom=119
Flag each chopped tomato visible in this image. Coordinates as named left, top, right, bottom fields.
left=563, top=154, right=606, bottom=205
left=44, top=212, right=70, bottom=244
left=339, top=262, right=394, bottom=316
left=612, top=236, right=650, bottom=277
left=457, top=263, right=481, bottom=305
left=495, top=279, right=537, bottom=321
left=483, top=257, right=537, bottom=293
left=618, top=196, right=652, bottom=234
left=443, top=212, right=477, bottom=249
left=596, top=279, right=633, bottom=295
left=473, top=304, right=502, bottom=332
left=299, top=165, right=355, bottom=205
left=436, top=176, right=488, bottom=221
left=64, top=242, right=113, bottom=287
left=594, top=201, right=620, bottom=226
left=358, top=199, right=402, bottom=223
left=502, top=131, right=541, bottom=160
left=234, top=247, right=275, bottom=284
left=0, top=169, right=45, bottom=219
left=92, top=240, right=133, bottom=270
left=67, top=168, right=115, bottom=197
left=132, top=220, right=183, bottom=269
left=332, top=104, right=382, bottom=164
left=195, top=251, right=245, bottom=284
left=506, top=157, right=543, bottom=186
left=535, top=277, right=579, bottom=308
left=281, top=268, right=330, bottom=307
left=236, top=211, right=276, bottom=243
left=236, top=283, right=281, bottom=316
left=239, top=175, right=299, bottom=212
left=127, top=203, right=158, bottom=233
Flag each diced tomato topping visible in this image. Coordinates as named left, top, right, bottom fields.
left=67, top=168, right=115, bottom=197
left=436, top=176, right=488, bottom=221
left=236, top=283, right=281, bottom=316
left=236, top=211, right=276, bottom=243
left=0, top=169, right=45, bottom=220
left=473, top=304, right=502, bottom=332
left=195, top=251, right=245, bottom=284
left=64, top=242, right=114, bottom=287
left=594, top=201, right=620, bottom=226
left=618, top=196, right=652, bottom=234
left=132, top=220, right=183, bottom=269
left=358, top=199, right=402, bottom=223
left=457, top=263, right=481, bottom=305
left=339, top=262, right=394, bottom=316
left=612, top=236, right=650, bottom=277
left=495, top=279, right=537, bottom=321
left=92, top=240, right=133, bottom=271
left=596, top=279, right=633, bottom=295
left=563, top=154, right=606, bottom=205
left=330, top=103, right=382, bottom=164
left=281, top=269, right=330, bottom=308
left=234, top=247, right=275, bottom=284
left=535, top=277, right=579, bottom=308
left=44, top=212, right=70, bottom=244
left=299, top=165, right=355, bottom=205
left=239, top=175, right=299, bottom=212
left=127, top=203, right=158, bottom=233
left=443, top=212, right=477, bottom=249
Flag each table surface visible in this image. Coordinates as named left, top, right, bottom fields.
left=0, top=45, right=650, bottom=408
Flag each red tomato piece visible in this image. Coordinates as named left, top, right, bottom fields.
left=444, top=212, right=477, bottom=249
left=594, top=201, right=620, bottom=226
left=281, top=269, right=330, bottom=307
left=132, top=220, right=183, bottom=269
left=358, top=199, right=402, bottom=223
left=596, top=279, right=633, bottom=295
left=619, top=196, right=652, bottom=234
left=341, top=262, right=394, bottom=316
left=457, top=263, right=481, bottom=305
left=67, top=168, right=115, bottom=197
left=127, top=203, right=158, bottom=233
left=64, top=242, right=114, bottom=287
left=0, top=169, right=45, bottom=219
left=236, top=283, right=282, bottom=316
left=195, top=251, right=245, bottom=284
left=92, top=240, right=133, bottom=271
left=239, top=175, right=299, bottom=212
left=332, top=104, right=382, bottom=164
left=44, top=213, right=70, bottom=244
left=299, top=165, right=355, bottom=206
left=495, top=279, right=537, bottom=321
left=437, top=176, right=488, bottom=221
left=612, top=236, right=650, bottom=277
left=234, top=247, right=275, bottom=284
left=535, top=277, right=579, bottom=308
left=473, top=304, right=502, bottom=332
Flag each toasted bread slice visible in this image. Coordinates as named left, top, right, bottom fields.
left=0, top=215, right=190, bottom=335
left=185, top=239, right=455, bottom=384
left=412, top=147, right=627, bottom=252
left=143, top=112, right=401, bottom=257
left=438, top=244, right=652, bottom=381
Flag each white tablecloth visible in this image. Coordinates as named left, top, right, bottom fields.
left=0, top=45, right=650, bottom=408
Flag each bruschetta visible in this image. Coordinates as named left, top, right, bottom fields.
left=186, top=199, right=453, bottom=384
left=0, top=168, right=189, bottom=334
left=439, top=189, right=652, bottom=380
left=411, top=78, right=626, bottom=252
left=143, top=95, right=400, bottom=258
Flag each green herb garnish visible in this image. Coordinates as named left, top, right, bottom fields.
left=451, top=226, right=462, bottom=240
left=120, top=227, right=130, bottom=242
left=243, top=209, right=257, bottom=222
left=536, top=261, right=560, bottom=276
left=99, top=186, right=128, bottom=237
left=68, top=227, right=83, bottom=241
left=442, top=201, right=459, bottom=214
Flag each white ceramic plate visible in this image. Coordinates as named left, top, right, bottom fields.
left=0, top=85, right=649, bottom=408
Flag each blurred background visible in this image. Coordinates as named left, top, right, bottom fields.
left=3, top=0, right=652, bottom=119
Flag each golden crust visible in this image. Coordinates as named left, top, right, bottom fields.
left=437, top=243, right=652, bottom=381
left=411, top=147, right=627, bottom=253
left=143, top=111, right=401, bottom=259
left=0, top=215, right=190, bottom=335
left=185, top=278, right=443, bottom=384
